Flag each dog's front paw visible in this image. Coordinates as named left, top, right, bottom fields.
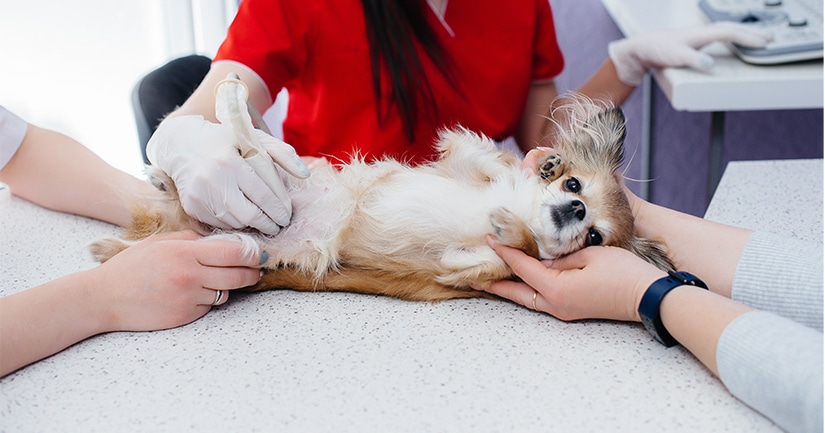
left=489, top=207, right=540, bottom=259
left=538, top=154, right=566, bottom=182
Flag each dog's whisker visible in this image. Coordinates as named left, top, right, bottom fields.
left=622, top=175, right=656, bottom=183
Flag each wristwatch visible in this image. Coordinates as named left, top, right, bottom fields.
left=638, top=271, right=708, bottom=347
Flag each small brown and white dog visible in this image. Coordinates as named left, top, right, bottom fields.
left=91, top=98, right=674, bottom=302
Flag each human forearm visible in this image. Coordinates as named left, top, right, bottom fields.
left=517, top=81, right=559, bottom=152
left=0, top=271, right=110, bottom=377
left=659, top=285, right=753, bottom=376
left=633, top=198, right=752, bottom=298
left=0, top=232, right=265, bottom=377
left=575, top=59, right=636, bottom=108
left=164, top=60, right=271, bottom=123
left=0, top=125, right=160, bottom=227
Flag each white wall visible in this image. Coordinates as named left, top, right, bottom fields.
left=0, top=0, right=234, bottom=178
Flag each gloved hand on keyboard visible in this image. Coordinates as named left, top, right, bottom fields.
left=608, top=22, right=772, bottom=86
left=146, top=114, right=310, bottom=235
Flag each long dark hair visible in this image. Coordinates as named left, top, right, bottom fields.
left=360, top=0, right=458, bottom=142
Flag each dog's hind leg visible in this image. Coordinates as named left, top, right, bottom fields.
left=433, top=128, right=521, bottom=185
left=88, top=238, right=134, bottom=263
left=256, top=266, right=488, bottom=302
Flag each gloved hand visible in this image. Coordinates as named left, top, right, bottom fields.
left=146, top=115, right=310, bottom=234
left=608, top=22, right=772, bottom=86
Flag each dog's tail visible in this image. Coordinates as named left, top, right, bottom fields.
left=627, top=237, right=676, bottom=273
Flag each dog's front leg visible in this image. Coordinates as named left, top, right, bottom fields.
left=437, top=246, right=513, bottom=288
left=438, top=207, right=538, bottom=274
left=436, top=207, right=540, bottom=287
left=489, top=207, right=540, bottom=259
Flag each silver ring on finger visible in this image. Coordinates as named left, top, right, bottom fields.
left=212, top=290, right=225, bottom=306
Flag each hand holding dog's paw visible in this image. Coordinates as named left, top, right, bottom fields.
left=86, top=230, right=265, bottom=333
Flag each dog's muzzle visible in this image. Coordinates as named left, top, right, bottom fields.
left=550, top=200, right=586, bottom=228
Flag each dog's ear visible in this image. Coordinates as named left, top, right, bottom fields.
left=626, top=237, right=676, bottom=273
left=551, top=96, right=628, bottom=174
left=573, top=107, right=626, bottom=173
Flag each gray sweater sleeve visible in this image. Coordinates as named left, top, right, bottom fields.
left=718, top=312, right=823, bottom=433
left=717, top=231, right=824, bottom=433
left=731, top=231, right=823, bottom=331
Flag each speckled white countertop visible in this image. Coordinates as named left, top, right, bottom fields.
left=2, top=159, right=819, bottom=433
left=705, top=159, right=823, bottom=243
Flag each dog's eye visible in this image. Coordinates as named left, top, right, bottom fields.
left=586, top=228, right=603, bottom=246
left=564, top=178, right=581, bottom=194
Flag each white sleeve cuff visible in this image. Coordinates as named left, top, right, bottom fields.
left=0, top=105, right=28, bottom=170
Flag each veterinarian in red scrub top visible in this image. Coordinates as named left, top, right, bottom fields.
left=146, top=0, right=770, bottom=234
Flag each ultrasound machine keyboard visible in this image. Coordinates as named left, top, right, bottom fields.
left=698, top=0, right=823, bottom=64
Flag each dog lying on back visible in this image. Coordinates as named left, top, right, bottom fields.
left=90, top=99, right=674, bottom=302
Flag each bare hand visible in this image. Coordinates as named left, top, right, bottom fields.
left=88, top=230, right=264, bottom=332
left=479, top=236, right=666, bottom=322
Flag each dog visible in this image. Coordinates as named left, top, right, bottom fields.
left=90, top=98, right=674, bottom=302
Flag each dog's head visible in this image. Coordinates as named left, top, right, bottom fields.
left=530, top=98, right=674, bottom=272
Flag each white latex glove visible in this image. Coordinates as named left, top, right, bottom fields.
left=608, top=22, right=772, bottom=86
left=146, top=115, right=310, bottom=234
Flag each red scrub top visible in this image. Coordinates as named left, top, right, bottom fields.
left=215, top=0, right=564, bottom=164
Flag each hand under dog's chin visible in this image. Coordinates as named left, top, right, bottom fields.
left=537, top=238, right=585, bottom=260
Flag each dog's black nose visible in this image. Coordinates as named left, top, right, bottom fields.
left=550, top=200, right=588, bottom=228
left=571, top=200, right=586, bottom=221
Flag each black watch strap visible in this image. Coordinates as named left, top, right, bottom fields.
left=638, top=271, right=708, bottom=347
